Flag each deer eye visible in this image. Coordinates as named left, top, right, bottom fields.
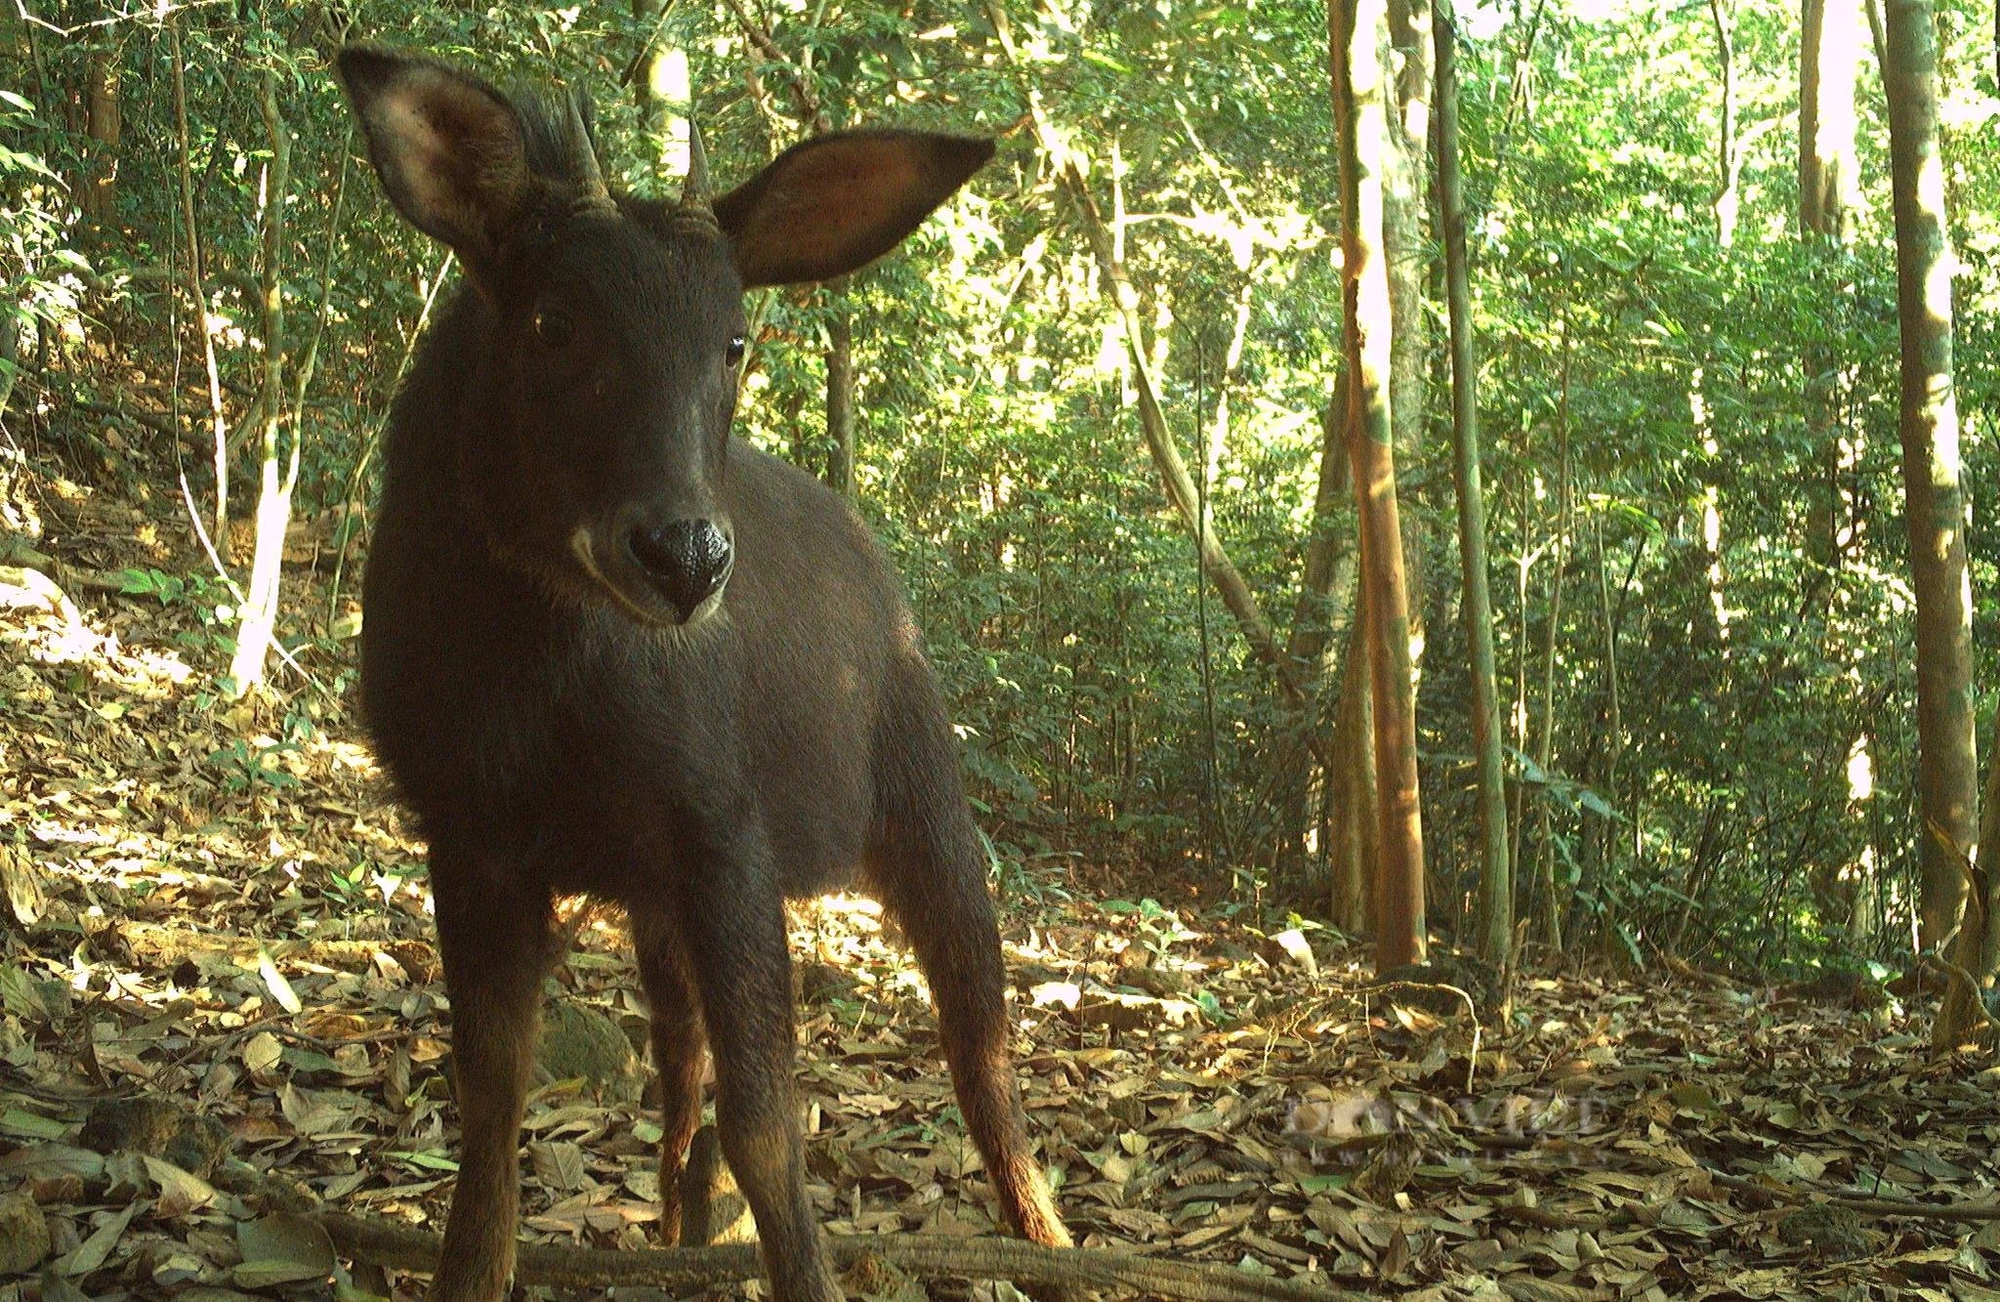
left=534, top=306, right=575, bottom=349
left=725, top=334, right=746, bottom=367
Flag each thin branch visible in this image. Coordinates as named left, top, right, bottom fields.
left=12, top=0, right=232, bottom=39
left=1171, top=99, right=1263, bottom=246
left=720, top=0, right=828, bottom=131
left=618, top=0, right=681, bottom=89
left=168, top=15, right=230, bottom=556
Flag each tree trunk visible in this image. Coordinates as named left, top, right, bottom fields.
left=1801, top=0, right=1873, bottom=938
left=1333, top=0, right=1427, bottom=971
left=1936, top=713, right=2000, bottom=1047
left=630, top=2, right=688, bottom=186
left=1288, top=387, right=1355, bottom=681
left=81, top=41, right=119, bottom=227
left=1531, top=379, right=1571, bottom=948
left=783, top=388, right=813, bottom=473
left=227, top=72, right=294, bottom=698
left=1587, top=517, right=1628, bottom=892
left=1384, top=0, right=1432, bottom=656
left=1434, top=0, right=1510, bottom=965
left=169, top=19, right=231, bottom=559
left=825, top=283, right=855, bottom=498
left=1709, top=0, right=1740, bottom=247
left=1281, top=385, right=1356, bottom=890
left=1883, top=0, right=1978, bottom=954
left=1801, top=0, right=1862, bottom=572
left=1313, top=0, right=1375, bottom=929
left=1329, top=604, right=1377, bottom=933
left=0, top=311, right=15, bottom=419
left=1311, top=0, right=1430, bottom=930
left=1800, top=0, right=1863, bottom=244
left=1865, top=0, right=1889, bottom=74
left=1205, top=277, right=1257, bottom=488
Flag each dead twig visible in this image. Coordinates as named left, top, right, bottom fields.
left=1705, top=1172, right=2000, bottom=1224
left=317, top=1211, right=1367, bottom=1302
left=1, top=538, right=131, bottom=596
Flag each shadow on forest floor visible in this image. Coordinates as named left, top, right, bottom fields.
left=1, top=488, right=1997, bottom=1302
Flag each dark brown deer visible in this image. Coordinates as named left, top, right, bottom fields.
left=336, top=45, right=1070, bottom=1302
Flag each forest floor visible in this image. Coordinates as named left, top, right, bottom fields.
left=2, top=481, right=2000, bottom=1302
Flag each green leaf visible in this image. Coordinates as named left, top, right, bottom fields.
left=1577, top=787, right=1619, bottom=820
left=0, top=1108, right=68, bottom=1140
left=235, top=1213, right=335, bottom=1289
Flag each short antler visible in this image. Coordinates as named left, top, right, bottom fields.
left=566, top=94, right=612, bottom=204
left=683, top=117, right=711, bottom=209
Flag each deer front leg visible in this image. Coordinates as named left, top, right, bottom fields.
left=429, top=860, right=561, bottom=1302
left=631, top=908, right=708, bottom=1244
left=678, top=828, right=842, bottom=1302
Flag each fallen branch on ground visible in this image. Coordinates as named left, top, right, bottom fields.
left=0, top=566, right=82, bottom=623
left=1704, top=1172, right=2000, bottom=1223
left=317, top=1212, right=1366, bottom=1302
left=2, top=536, right=130, bottom=595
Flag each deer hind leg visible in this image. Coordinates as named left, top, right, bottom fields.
left=867, top=663, right=1071, bottom=1249
left=631, top=908, right=708, bottom=1245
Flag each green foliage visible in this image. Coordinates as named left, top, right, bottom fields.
left=1102, top=897, right=1196, bottom=963
left=205, top=737, right=300, bottom=793
left=115, top=566, right=210, bottom=606
left=0, top=89, right=86, bottom=386
left=3, top=0, right=1993, bottom=972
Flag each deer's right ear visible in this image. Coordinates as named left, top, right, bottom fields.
left=337, top=45, right=533, bottom=270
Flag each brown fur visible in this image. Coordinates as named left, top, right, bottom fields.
left=337, top=44, right=1067, bottom=1302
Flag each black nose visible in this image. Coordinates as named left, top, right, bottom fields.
left=628, top=519, right=732, bottom=622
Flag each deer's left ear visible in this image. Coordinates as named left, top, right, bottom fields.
left=712, top=130, right=993, bottom=289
